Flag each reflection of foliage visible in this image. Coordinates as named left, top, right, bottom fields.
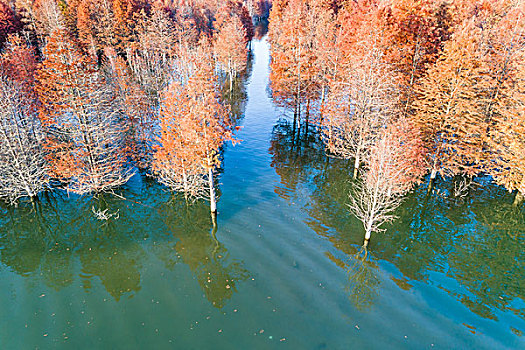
left=253, top=19, right=269, bottom=41
left=269, top=119, right=326, bottom=200
left=160, top=196, right=249, bottom=308
left=0, top=193, right=145, bottom=299
left=220, top=50, right=252, bottom=124
left=268, top=118, right=525, bottom=325
left=346, top=249, right=380, bottom=311
left=0, top=179, right=249, bottom=307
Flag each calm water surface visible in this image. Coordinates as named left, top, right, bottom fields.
left=0, top=37, right=524, bottom=349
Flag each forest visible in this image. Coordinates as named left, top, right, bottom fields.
left=268, top=0, right=525, bottom=244
left=0, top=0, right=524, bottom=246
left=0, top=0, right=270, bottom=212
left=0, top=0, right=524, bottom=347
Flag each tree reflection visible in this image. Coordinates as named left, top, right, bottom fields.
left=253, top=19, right=269, bottom=41
left=269, top=118, right=326, bottom=200
left=0, top=193, right=146, bottom=299
left=219, top=50, right=252, bottom=125
left=268, top=118, right=525, bottom=326
left=346, top=251, right=380, bottom=311
left=160, top=196, right=249, bottom=308
left=0, top=182, right=249, bottom=307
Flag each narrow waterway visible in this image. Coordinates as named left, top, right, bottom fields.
left=0, top=36, right=523, bottom=349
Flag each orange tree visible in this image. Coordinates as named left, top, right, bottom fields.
left=153, top=46, right=239, bottom=214
left=36, top=28, right=131, bottom=194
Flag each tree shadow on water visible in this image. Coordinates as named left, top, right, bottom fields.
left=345, top=246, right=380, bottom=311
left=159, top=195, right=250, bottom=309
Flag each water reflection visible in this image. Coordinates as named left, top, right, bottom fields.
left=160, top=196, right=249, bottom=308
left=346, top=253, right=380, bottom=311
left=268, top=118, right=525, bottom=329
left=0, top=181, right=249, bottom=307
left=254, top=19, right=269, bottom=41
left=219, top=53, right=252, bottom=124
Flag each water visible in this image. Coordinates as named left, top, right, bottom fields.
left=0, top=36, right=524, bottom=349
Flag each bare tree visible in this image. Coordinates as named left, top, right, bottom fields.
left=348, top=119, right=425, bottom=246
left=0, top=77, right=48, bottom=204
left=321, top=34, right=400, bottom=178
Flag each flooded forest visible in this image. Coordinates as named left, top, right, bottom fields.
left=0, top=0, right=524, bottom=349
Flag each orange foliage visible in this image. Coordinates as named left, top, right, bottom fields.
left=0, top=0, right=22, bottom=47
left=36, top=28, right=131, bottom=193
left=214, top=15, right=248, bottom=89
left=0, top=34, right=37, bottom=104
left=104, top=47, right=153, bottom=169
left=153, top=48, right=238, bottom=202
left=215, top=0, right=253, bottom=43
left=413, top=19, right=485, bottom=178
left=269, top=0, right=319, bottom=117
left=483, top=2, right=525, bottom=198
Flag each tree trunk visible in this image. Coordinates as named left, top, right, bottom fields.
left=209, top=167, right=217, bottom=214
left=292, top=104, right=297, bottom=134
left=319, top=85, right=326, bottom=122
left=427, top=168, right=438, bottom=193
left=353, top=154, right=360, bottom=179
left=363, top=228, right=371, bottom=247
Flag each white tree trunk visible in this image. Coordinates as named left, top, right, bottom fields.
left=209, top=167, right=217, bottom=214
left=353, top=153, right=360, bottom=179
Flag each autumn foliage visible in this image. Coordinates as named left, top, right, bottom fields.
left=1, top=0, right=524, bottom=230
left=153, top=48, right=238, bottom=211
left=36, top=28, right=131, bottom=194
left=267, top=0, right=525, bottom=243
left=0, top=0, right=251, bottom=206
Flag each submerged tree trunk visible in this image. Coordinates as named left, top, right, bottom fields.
left=319, top=85, right=326, bottom=122
left=514, top=190, right=524, bottom=207
left=229, top=69, right=233, bottom=92
left=292, top=103, right=298, bottom=142
left=363, top=225, right=372, bottom=247
left=305, top=99, right=310, bottom=139
left=211, top=209, right=218, bottom=229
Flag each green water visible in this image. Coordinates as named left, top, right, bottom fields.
left=0, top=37, right=524, bottom=349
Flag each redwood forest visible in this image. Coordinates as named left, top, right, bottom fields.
left=0, top=0, right=524, bottom=348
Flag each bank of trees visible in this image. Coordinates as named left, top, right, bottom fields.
left=268, top=0, right=525, bottom=245
left=0, top=0, right=253, bottom=213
